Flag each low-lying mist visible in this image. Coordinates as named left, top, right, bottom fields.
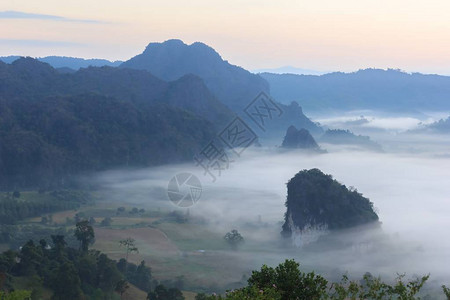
left=87, top=132, right=450, bottom=289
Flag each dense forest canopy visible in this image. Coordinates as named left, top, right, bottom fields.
left=0, top=58, right=226, bottom=189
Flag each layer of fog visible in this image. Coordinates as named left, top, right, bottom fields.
left=90, top=137, right=450, bottom=287
left=311, top=110, right=449, bottom=134
left=309, top=110, right=450, bottom=156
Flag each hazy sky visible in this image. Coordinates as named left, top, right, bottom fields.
left=2, top=0, right=450, bottom=73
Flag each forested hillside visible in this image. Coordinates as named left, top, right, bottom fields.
left=0, top=58, right=222, bottom=189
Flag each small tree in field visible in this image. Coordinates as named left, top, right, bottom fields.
left=224, top=229, right=244, bottom=250
left=119, top=237, right=139, bottom=272
left=100, top=217, right=112, bottom=227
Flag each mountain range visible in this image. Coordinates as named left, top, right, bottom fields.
left=120, top=39, right=269, bottom=112
left=6, top=52, right=450, bottom=116
left=2, top=40, right=323, bottom=134
left=119, top=40, right=322, bottom=139
left=0, top=41, right=325, bottom=188
left=0, top=55, right=122, bottom=70
left=409, top=116, right=450, bottom=134
left=261, top=69, right=450, bottom=112
left=0, top=58, right=226, bottom=188
left=253, top=66, right=327, bottom=75
left=318, top=129, right=383, bottom=152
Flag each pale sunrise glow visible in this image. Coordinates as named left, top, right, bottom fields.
left=2, top=0, right=450, bottom=73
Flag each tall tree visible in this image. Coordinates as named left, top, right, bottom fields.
left=119, top=237, right=138, bottom=273
left=133, top=260, right=152, bottom=292
left=50, top=235, right=66, bottom=260
left=74, top=220, right=95, bottom=252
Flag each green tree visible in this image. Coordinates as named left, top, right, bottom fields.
left=195, top=294, right=209, bottom=300
left=133, top=260, right=152, bottom=292
left=147, top=284, right=184, bottom=300
left=199, top=259, right=432, bottom=300
left=119, top=237, right=139, bottom=268
left=77, top=254, right=98, bottom=287
left=0, top=250, right=17, bottom=273
left=51, top=262, right=82, bottom=300
left=0, top=290, right=32, bottom=300
left=116, top=207, right=126, bottom=215
left=100, top=217, right=112, bottom=227
left=223, top=229, right=244, bottom=250
left=119, top=238, right=139, bottom=278
left=74, top=220, right=95, bottom=252
left=329, top=272, right=430, bottom=300
left=97, top=253, right=123, bottom=293
left=115, top=279, right=129, bottom=298
left=443, top=285, right=450, bottom=300
left=248, top=259, right=327, bottom=300
left=50, top=235, right=66, bottom=260
left=18, top=240, right=43, bottom=276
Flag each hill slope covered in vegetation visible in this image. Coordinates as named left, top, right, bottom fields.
left=0, top=58, right=223, bottom=189
left=282, top=169, right=379, bottom=238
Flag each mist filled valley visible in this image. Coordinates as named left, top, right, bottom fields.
left=2, top=7, right=450, bottom=298
left=86, top=127, right=450, bottom=288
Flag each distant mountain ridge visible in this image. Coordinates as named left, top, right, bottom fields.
left=0, top=57, right=233, bottom=126
left=120, top=39, right=270, bottom=111
left=261, top=69, right=450, bottom=112
left=253, top=66, right=326, bottom=75
left=120, top=40, right=323, bottom=140
left=0, top=55, right=122, bottom=70
left=0, top=41, right=325, bottom=188
left=1, top=40, right=323, bottom=140
left=410, top=116, right=450, bottom=134
left=319, top=129, right=383, bottom=152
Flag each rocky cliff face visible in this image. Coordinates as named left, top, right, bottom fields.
left=281, top=169, right=379, bottom=246
left=281, top=126, right=320, bottom=150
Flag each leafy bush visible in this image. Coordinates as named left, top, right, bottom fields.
left=199, top=259, right=434, bottom=300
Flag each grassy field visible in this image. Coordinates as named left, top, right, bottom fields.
left=15, top=199, right=255, bottom=296
left=90, top=217, right=253, bottom=293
